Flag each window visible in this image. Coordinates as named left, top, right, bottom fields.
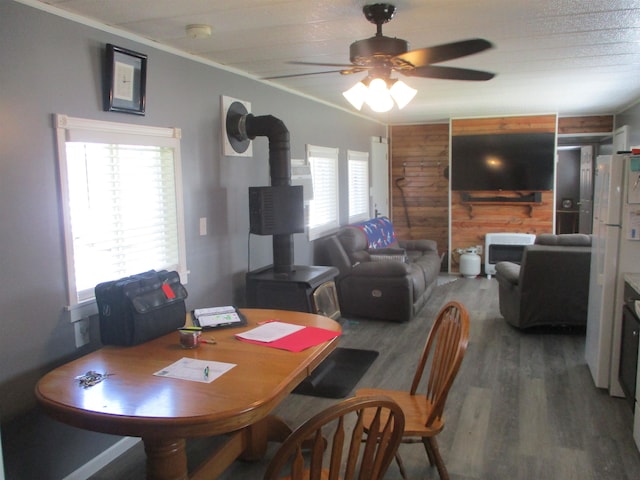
left=348, top=150, right=370, bottom=222
left=307, top=144, right=339, bottom=240
left=55, top=114, right=187, bottom=310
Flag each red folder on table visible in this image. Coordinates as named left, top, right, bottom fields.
left=236, top=325, right=340, bottom=352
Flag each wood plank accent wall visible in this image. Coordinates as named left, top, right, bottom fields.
left=449, top=115, right=556, bottom=272
left=558, top=115, right=614, bottom=134
left=389, top=124, right=449, bottom=258
left=451, top=114, right=557, bottom=135
left=389, top=114, right=613, bottom=274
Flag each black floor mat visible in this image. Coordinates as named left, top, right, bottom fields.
left=292, top=347, right=379, bottom=398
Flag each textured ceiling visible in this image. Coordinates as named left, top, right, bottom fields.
left=31, top=0, right=640, bottom=125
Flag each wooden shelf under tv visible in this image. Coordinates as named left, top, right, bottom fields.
left=459, top=192, right=543, bottom=218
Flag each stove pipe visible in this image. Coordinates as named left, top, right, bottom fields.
left=231, top=113, right=294, bottom=274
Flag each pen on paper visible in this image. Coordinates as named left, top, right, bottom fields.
left=204, top=366, right=210, bottom=379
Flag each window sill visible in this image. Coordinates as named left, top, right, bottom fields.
left=65, top=299, right=98, bottom=323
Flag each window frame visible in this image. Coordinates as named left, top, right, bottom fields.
left=347, top=149, right=370, bottom=223
left=55, top=114, right=188, bottom=314
left=306, top=144, right=340, bottom=241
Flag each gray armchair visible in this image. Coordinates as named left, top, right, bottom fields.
left=495, top=234, right=592, bottom=329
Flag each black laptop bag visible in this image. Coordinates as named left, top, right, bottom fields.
left=95, top=270, right=188, bottom=346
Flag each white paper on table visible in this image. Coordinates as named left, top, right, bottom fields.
left=154, top=357, right=236, bottom=384
left=235, top=321, right=304, bottom=343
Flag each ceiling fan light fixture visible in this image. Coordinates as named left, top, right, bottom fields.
left=342, top=81, right=368, bottom=110
left=276, top=4, right=495, bottom=114
left=389, top=79, right=417, bottom=109
left=343, top=75, right=417, bottom=112
left=366, top=77, right=394, bottom=112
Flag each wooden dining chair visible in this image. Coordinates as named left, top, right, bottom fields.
left=263, top=395, right=405, bottom=480
left=355, top=301, right=470, bottom=480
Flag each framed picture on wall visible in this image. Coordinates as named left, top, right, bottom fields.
left=105, top=44, right=147, bottom=115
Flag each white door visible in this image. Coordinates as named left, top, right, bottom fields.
left=370, top=136, right=389, bottom=218
left=579, top=145, right=593, bottom=234
left=613, top=125, right=630, bottom=153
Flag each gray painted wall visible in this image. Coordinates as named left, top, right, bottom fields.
left=0, top=2, right=385, bottom=477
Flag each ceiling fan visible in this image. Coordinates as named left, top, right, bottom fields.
left=265, top=3, right=495, bottom=111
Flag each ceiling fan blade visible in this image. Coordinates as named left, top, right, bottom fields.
left=406, top=65, right=495, bottom=81
left=262, top=69, right=347, bottom=80
left=396, top=38, right=493, bottom=67
left=288, top=61, right=368, bottom=75
left=263, top=65, right=369, bottom=80
left=288, top=60, right=358, bottom=68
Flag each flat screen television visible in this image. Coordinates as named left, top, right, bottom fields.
left=451, top=132, right=555, bottom=191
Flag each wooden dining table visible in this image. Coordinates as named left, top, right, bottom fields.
left=35, top=309, right=341, bottom=480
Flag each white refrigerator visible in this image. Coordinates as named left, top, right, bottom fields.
left=585, top=153, right=640, bottom=395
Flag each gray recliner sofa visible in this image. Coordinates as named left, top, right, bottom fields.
left=494, top=233, right=592, bottom=329
left=315, top=217, right=441, bottom=322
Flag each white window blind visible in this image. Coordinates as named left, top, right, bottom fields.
left=307, top=144, right=339, bottom=240
left=55, top=114, right=187, bottom=308
left=348, top=150, right=370, bottom=223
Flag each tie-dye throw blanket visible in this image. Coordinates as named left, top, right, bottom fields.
left=351, top=217, right=398, bottom=249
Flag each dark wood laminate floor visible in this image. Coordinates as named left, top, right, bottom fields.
left=91, top=277, right=640, bottom=479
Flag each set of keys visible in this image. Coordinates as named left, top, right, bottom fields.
left=75, top=370, right=113, bottom=388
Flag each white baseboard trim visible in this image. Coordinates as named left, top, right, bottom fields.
left=62, top=437, right=141, bottom=480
